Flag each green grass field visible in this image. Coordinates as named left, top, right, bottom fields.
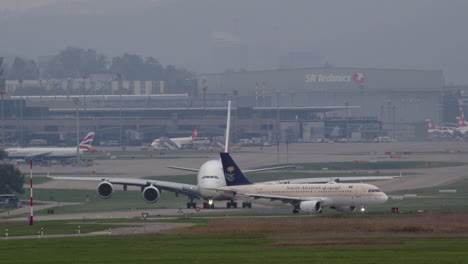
left=0, top=233, right=467, bottom=263
left=2, top=213, right=468, bottom=263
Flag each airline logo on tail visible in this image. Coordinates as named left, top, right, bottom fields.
left=79, top=132, right=96, bottom=152
left=220, top=152, right=252, bottom=186
left=191, top=125, right=200, bottom=139
left=225, top=166, right=236, bottom=181
left=457, top=108, right=468, bottom=127
left=425, top=119, right=437, bottom=129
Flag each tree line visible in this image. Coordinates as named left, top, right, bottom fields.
left=2, top=47, right=195, bottom=94
left=0, top=150, right=24, bottom=195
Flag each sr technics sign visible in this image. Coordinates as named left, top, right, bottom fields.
left=305, top=72, right=365, bottom=84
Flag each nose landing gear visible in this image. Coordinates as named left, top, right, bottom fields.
left=203, top=199, right=215, bottom=209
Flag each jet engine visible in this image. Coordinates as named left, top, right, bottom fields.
left=299, top=200, right=322, bottom=213
left=97, top=181, right=114, bottom=199
left=142, top=186, right=161, bottom=203
left=334, top=206, right=357, bottom=213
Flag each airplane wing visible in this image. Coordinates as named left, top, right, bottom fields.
left=168, top=165, right=295, bottom=173
left=243, top=165, right=296, bottom=173
left=167, top=166, right=199, bottom=172
left=258, top=175, right=401, bottom=185
left=48, top=175, right=201, bottom=198
left=236, top=193, right=302, bottom=203
left=213, top=189, right=324, bottom=205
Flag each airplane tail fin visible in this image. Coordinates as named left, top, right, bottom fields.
left=79, top=132, right=96, bottom=152
left=456, top=116, right=467, bottom=127
left=191, top=125, right=200, bottom=139
left=220, top=152, right=252, bottom=186
left=224, top=100, right=231, bottom=153
left=425, top=119, right=436, bottom=129
left=458, top=108, right=468, bottom=127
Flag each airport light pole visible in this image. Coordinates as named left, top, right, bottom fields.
left=1, top=90, right=5, bottom=147
left=233, top=90, right=238, bottom=144
left=290, top=91, right=295, bottom=106
left=0, top=57, right=3, bottom=146
left=392, top=104, right=396, bottom=140
left=119, top=92, right=123, bottom=150
left=380, top=105, right=384, bottom=137
left=73, top=98, right=80, bottom=166
left=39, top=79, right=44, bottom=130
left=275, top=90, right=281, bottom=165
left=19, top=81, right=24, bottom=146
left=203, top=87, right=207, bottom=111
left=82, top=75, right=87, bottom=111
left=345, top=101, right=349, bottom=141
left=276, top=89, right=281, bottom=131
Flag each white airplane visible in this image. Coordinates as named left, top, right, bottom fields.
left=48, top=102, right=293, bottom=209
left=455, top=108, right=468, bottom=135
left=214, top=152, right=389, bottom=213
left=6, top=132, right=96, bottom=160
left=151, top=125, right=199, bottom=150
left=48, top=101, right=398, bottom=210
left=425, top=119, right=454, bottom=136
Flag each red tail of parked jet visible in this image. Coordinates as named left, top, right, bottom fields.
left=79, top=132, right=97, bottom=152
left=425, top=119, right=437, bottom=130
left=457, top=108, right=468, bottom=128
left=191, top=125, right=200, bottom=139
left=425, top=119, right=454, bottom=135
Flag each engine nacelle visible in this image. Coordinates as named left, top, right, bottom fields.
left=334, top=206, right=357, bottom=213
left=142, top=186, right=161, bottom=203
left=299, top=200, right=322, bottom=213
left=97, top=181, right=114, bottom=199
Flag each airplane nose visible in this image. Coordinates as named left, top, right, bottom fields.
left=382, top=194, right=388, bottom=202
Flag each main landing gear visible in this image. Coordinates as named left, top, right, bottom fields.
left=226, top=201, right=252, bottom=209
left=186, top=197, right=197, bottom=209
left=226, top=200, right=237, bottom=209
left=242, top=202, right=252, bottom=208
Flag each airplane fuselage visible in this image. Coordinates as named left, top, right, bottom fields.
left=219, top=183, right=388, bottom=208
left=6, top=147, right=88, bottom=160
left=196, top=159, right=229, bottom=200
left=151, top=136, right=193, bottom=149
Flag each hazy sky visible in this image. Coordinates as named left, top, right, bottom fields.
left=1, top=0, right=467, bottom=84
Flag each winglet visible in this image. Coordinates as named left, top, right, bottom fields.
left=220, top=152, right=252, bottom=186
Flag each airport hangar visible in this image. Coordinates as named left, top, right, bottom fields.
left=2, top=66, right=446, bottom=145
left=199, top=66, right=446, bottom=140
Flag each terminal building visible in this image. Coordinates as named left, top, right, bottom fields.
left=0, top=66, right=454, bottom=146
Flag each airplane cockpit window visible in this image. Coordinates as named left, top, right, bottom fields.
left=202, top=176, right=219, bottom=179
left=368, top=189, right=381, bottom=192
